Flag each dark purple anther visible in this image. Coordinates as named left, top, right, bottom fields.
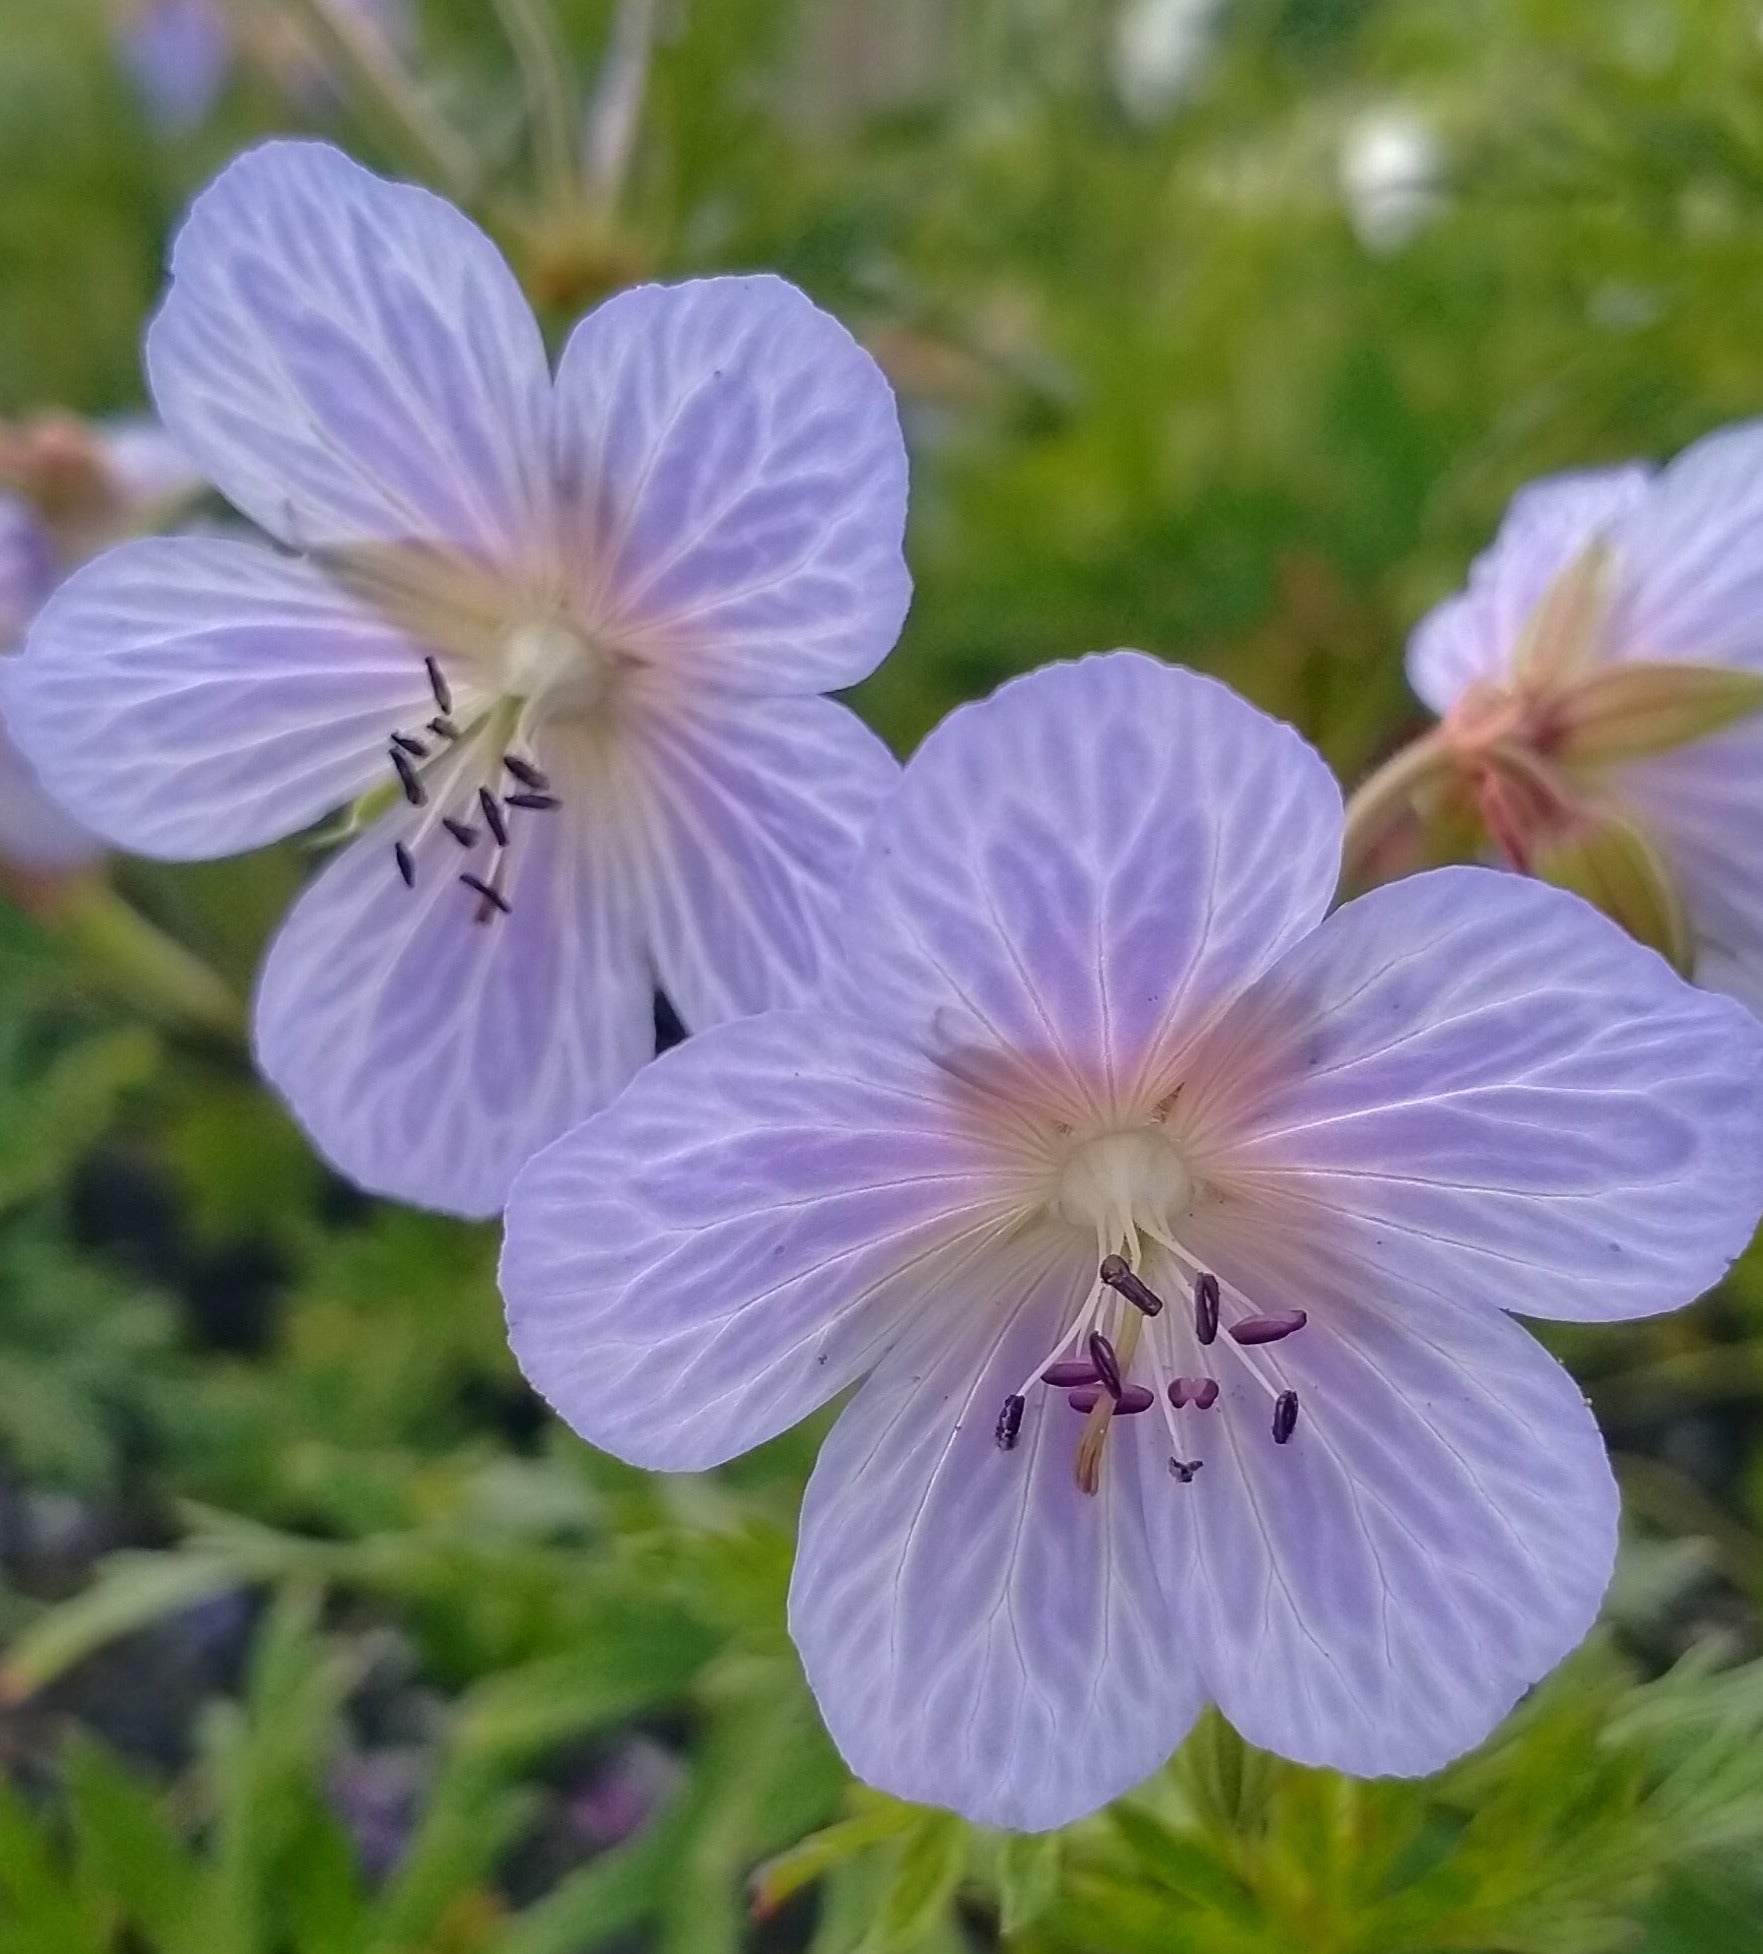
left=1099, top=1254, right=1165, bottom=1317
left=393, top=842, right=415, bottom=888
left=506, top=791, right=561, bottom=812
left=1194, top=1272, right=1220, bottom=1346
left=1169, top=1376, right=1220, bottom=1410
left=442, top=817, right=478, bottom=848
left=1272, top=1391, right=1300, bottom=1445
left=996, top=1394, right=1025, bottom=1451
left=390, top=746, right=426, bottom=807
left=391, top=731, right=428, bottom=758
left=478, top=786, right=509, bottom=847
left=504, top=754, right=550, bottom=792
left=1229, top=1310, right=1308, bottom=1347
left=1087, top=1332, right=1123, bottom=1400
left=428, top=716, right=459, bottom=741
left=1167, top=1458, right=1203, bottom=1483
left=460, top=872, right=512, bottom=917
left=1041, top=1358, right=1101, bottom=1387
left=1067, top=1383, right=1154, bottom=1415
left=425, top=655, right=452, bottom=714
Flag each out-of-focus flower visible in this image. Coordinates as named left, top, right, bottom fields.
left=1339, top=106, right=1444, bottom=254
left=1351, top=422, right=1763, bottom=1013
left=111, top=0, right=411, bottom=132
left=0, top=419, right=201, bottom=875
left=1111, top=0, right=1223, bottom=123
left=502, top=653, right=1763, bottom=1831
left=5, top=142, right=910, bottom=1218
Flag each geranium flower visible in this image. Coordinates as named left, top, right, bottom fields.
left=1350, top=422, right=1763, bottom=1013
left=502, top=653, right=1763, bottom=1831
left=3, top=141, right=910, bottom=1217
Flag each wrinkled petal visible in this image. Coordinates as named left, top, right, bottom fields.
left=1181, top=866, right=1763, bottom=1322
left=1624, top=719, right=1763, bottom=1018
left=552, top=276, right=911, bottom=694
left=1607, top=419, right=1763, bottom=669
left=2, top=537, right=431, bottom=858
left=829, top=653, right=1343, bottom=1115
left=503, top=1010, right=1018, bottom=1469
left=147, top=140, right=551, bottom=557
left=791, top=1241, right=1200, bottom=1832
left=630, top=691, right=899, bottom=1026
left=1406, top=467, right=1650, bottom=713
left=1151, top=1259, right=1617, bottom=1776
left=255, top=785, right=653, bottom=1219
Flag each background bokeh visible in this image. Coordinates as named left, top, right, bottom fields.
left=4, top=3, right=1763, bottom=1949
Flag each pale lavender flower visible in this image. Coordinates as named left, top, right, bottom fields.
left=115, top=0, right=411, bottom=131
left=1398, top=421, right=1763, bottom=1013
left=4, top=142, right=909, bottom=1218
left=502, top=653, right=1763, bottom=1831
left=0, top=495, right=92, bottom=873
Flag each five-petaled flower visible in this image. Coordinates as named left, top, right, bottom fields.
left=1351, top=421, right=1763, bottom=1012
left=502, top=652, right=1763, bottom=1831
left=3, top=141, right=911, bottom=1218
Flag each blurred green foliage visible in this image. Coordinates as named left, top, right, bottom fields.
left=5, top=0, right=1763, bottom=1947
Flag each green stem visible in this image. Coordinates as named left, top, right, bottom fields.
left=276, top=0, right=481, bottom=205
left=493, top=0, right=584, bottom=210
left=582, top=0, right=662, bottom=214
left=50, top=879, right=247, bottom=1049
left=1337, top=726, right=1451, bottom=895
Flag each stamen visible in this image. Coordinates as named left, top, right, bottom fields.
left=505, top=791, right=561, bottom=812
left=393, top=841, right=415, bottom=888
left=1099, top=1254, right=1164, bottom=1316
left=1042, top=1358, right=1101, bottom=1387
left=425, top=655, right=453, bottom=714
left=504, top=754, right=550, bottom=792
left=1087, top=1331, right=1124, bottom=1400
left=391, top=732, right=429, bottom=758
left=995, top=1394, right=1025, bottom=1451
left=442, top=817, right=478, bottom=847
left=1229, top=1310, right=1307, bottom=1347
left=1194, top=1271, right=1220, bottom=1346
left=1169, top=1376, right=1219, bottom=1410
left=460, top=871, right=512, bottom=917
left=1167, top=1457, right=1203, bottom=1482
left=1067, top=1383, right=1154, bottom=1415
left=428, top=716, right=460, bottom=741
left=478, top=787, right=509, bottom=847
left=1272, top=1390, right=1300, bottom=1445
left=390, top=746, right=427, bottom=807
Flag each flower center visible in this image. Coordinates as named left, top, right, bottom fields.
left=995, top=1128, right=1309, bottom=1494
left=1053, top=1127, right=1193, bottom=1242
left=501, top=615, right=613, bottom=719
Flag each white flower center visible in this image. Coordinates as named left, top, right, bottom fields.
left=501, top=615, right=613, bottom=720
left=1053, top=1127, right=1193, bottom=1243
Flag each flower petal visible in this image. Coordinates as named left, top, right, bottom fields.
left=502, top=1010, right=1016, bottom=1470
left=1624, top=718, right=1763, bottom=1018
left=631, top=692, right=899, bottom=1026
left=254, top=787, right=653, bottom=1219
left=147, top=141, right=551, bottom=557
left=1183, top=865, right=1763, bottom=1322
left=0, top=724, right=101, bottom=873
left=1604, top=419, right=1763, bottom=669
left=1406, top=467, right=1650, bottom=714
left=790, top=1242, right=1201, bottom=1832
left=829, top=653, right=1343, bottom=1113
left=551, top=276, right=911, bottom=694
left=1161, top=1269, right=1617, bottom=1775
left=2, top=537, right=431, bottom=858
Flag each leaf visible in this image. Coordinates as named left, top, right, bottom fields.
left=996, top=1830, right=1062, bottom=1936
left=862, top=1813, right=969, bottom=1954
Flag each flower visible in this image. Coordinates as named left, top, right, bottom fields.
left=112, top=0, right=412, bottom=132
left=0, top=419, right=202, bottom=876
left=4, top=141, right=911, bottom=1218
left=1368, top=421, right=1763, bottom=1014
left=1339, top=107, right=1445, bottom=255
left=502, top=652, right=1763, bottom=1831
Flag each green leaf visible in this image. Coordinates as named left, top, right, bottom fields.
left=997, top=1830, right=1062, bottom=1937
